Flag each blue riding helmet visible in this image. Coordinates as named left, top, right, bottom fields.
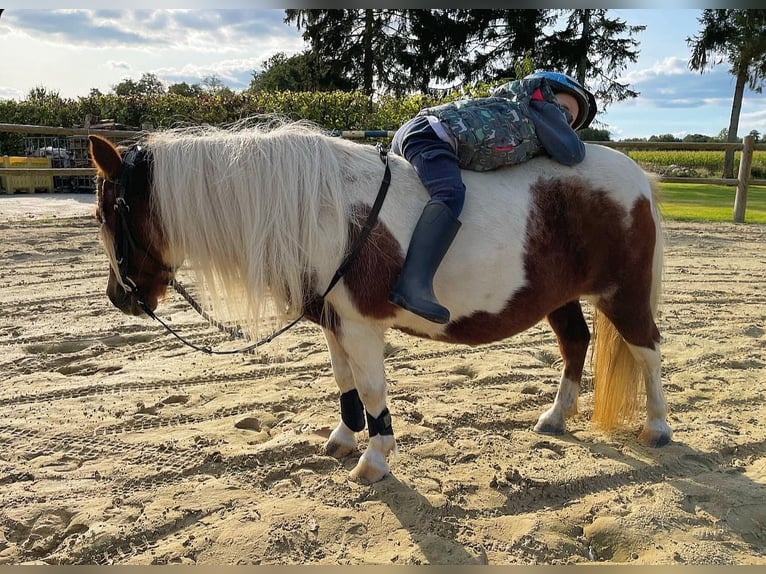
left=524, top=71, right=597, bottom=130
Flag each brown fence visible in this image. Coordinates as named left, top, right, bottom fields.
left=1, top=123, right=764, bottom=222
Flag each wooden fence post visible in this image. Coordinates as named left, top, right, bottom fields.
left=733, top=135, right=754, bottom=223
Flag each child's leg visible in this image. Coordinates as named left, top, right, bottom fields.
left=389, top=116, right=463, bottom=324
left=393, top=116, right=466, bottom=216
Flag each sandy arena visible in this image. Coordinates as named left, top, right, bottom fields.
left=0, top=194, right=765, bottom=565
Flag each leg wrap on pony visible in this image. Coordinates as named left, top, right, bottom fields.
left=366, top=408, right=394, bottom=437
left=340, top=389, right=365, bottom=432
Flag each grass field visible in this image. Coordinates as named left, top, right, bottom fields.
left=657, top=182, right=766, bottom=224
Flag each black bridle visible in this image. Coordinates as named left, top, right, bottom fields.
left=109, top=145, right=175, bottom=294
left=103, top=142, right=392, bottom=355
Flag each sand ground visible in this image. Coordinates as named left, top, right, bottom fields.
left=0, top=195, right=765, bottom=565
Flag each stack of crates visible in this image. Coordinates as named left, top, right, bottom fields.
left=1, top=156, right=53, bottom=193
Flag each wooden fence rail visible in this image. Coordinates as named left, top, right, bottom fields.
left=1, top=123, right=764, bottom=222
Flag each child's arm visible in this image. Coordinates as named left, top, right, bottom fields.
left=529, top=99, right=586, bottom=166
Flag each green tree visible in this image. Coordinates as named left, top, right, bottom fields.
left=168, top=82, right=204, bottom=97
left=394, top=10, right=482, bottom=94
left=427, top=9, right=644, bottom=114
left=285, top=9, right=403, bottom=98
left=285, top=9, right=645, bottom=122
left=27, top=86, right=60, bottom=101
left=682, top=133, right=712, bottom=142
left=687, top=9, right=766, bottom=177
left=284, top=10, right=515, bottom=97
left=454, top=10, right=553, bottom=83
left=20, top=86, right=77, bottom=127
left=579, top=127, right=611, bottom=141
left=113, top=72, right=165, bottom=97
left=112, top=78, right=140, bottom=96
left=649, top=133, right=680, bottom=142
left=542, top=10, right=645, bottom=109
left=249, top=51, right=355, bottom=92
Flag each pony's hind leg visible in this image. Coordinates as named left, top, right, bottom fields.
left=628, top=342, right=672, bottom=447
left=534, top=301, right=591, bottom=436
left=322, top=328, right=363, bottom=458
left=594, top=301, right=672, bottom=447
left=335, top=320, right=395, bottom=483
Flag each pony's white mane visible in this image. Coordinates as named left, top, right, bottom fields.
left=147, top=120, right=354, bottom=337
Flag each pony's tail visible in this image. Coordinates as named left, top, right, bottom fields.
left=591, top=176, right=664, bottom=430
left=590, top=312, right=644, bottom=429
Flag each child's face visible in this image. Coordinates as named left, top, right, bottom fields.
left=554, top=93, right=580, bottom=127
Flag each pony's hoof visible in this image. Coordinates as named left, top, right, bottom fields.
left=325, top=424, right=358, bottom=459
left=348, top=451, right=389, bottom=483
left=533, top=421, right=565, bottom=436
left=325, top=439, right=356, bottom=459
left=348, top=462, right=389, bottom=484
left=534, top=406, right=568, bottom=436
left=532, top=414, right=567, bottom=435
left=639, top=424, right=673, bottom=447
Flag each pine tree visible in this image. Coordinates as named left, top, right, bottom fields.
left=537, top=10, right=644, bottom=110
left=284, top=9, right=403, bottom=98
left=456, top=10, right=554, bottom=83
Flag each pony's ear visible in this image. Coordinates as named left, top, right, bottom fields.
left=89, top=135, right=122, bottom=180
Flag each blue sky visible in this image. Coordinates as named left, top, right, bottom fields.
left=0, top=8, right=763, bottom=141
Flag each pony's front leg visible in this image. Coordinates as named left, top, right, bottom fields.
left=322, top=327, right=363, bottom=458
left=338, top=320, right=395, bottom=483
left=534, top=302, right=590, bottom=436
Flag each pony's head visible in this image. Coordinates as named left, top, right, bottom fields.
left=89, top=134, right=174, bottom=316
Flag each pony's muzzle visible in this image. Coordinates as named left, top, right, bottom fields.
left=107, top=281, right=149, bottom=317
left=106, top=273, right=156, bottom=317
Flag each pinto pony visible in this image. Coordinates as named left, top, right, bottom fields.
left=89, top=121, right=671, bottom=483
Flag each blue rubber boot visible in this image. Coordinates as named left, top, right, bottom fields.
left=389, top=200, right=461, bottom=324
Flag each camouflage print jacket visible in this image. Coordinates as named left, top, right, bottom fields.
left=417, top=76, right=575, bottom=171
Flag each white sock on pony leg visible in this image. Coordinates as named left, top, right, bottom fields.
left=534, top=375, right=580, bottom=435
left=349, top=433, right=396, bottom=483
left=629, top=343, right=672, bottom=446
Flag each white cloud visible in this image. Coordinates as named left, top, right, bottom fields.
left=154, top=57, right=266, bottom=89
left=0, top=87, right=25, bottom=100
left=621, top=56, right=690, bottom=85
left=0, top=9, right=305, bottom=99
left=740, top=106, right=766, bottom=133
left=5, top=9, right=297, bottom=51
left=107, top=60, right=132, bottom=71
